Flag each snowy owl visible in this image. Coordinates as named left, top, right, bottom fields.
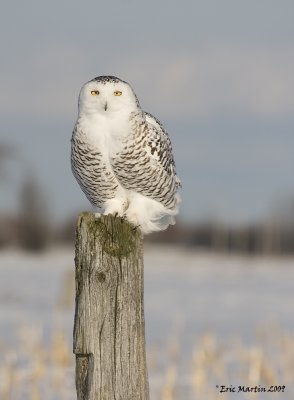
left=71, top=75, right=181, bottom=234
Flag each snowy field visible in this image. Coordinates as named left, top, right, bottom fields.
left=0, top=245, right=293, bottom=399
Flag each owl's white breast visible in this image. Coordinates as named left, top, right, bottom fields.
left=77, top=111, right=131, bottom=157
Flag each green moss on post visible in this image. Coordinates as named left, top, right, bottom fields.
left=73, top=212, right=149, bottom=400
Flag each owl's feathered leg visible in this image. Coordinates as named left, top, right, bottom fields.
left=103, top=197, right=128, bottom=217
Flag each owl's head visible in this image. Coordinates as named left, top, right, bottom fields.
left=78, top=76, right=140, bottom=116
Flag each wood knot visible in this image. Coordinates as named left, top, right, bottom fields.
left=96, top=272, right=106, bottom=283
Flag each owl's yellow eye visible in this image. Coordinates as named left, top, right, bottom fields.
left=91, top=90, right=100, bottom=95
left=114, top=90, right=122, bottom=96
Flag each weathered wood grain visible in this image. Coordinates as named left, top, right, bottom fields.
left=73, top=212, right=149, bottom=400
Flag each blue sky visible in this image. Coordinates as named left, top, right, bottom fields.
left=1, top=0, right=294, bottom=223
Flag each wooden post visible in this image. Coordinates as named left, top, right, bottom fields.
left=73, top=212, right=149, bottom=400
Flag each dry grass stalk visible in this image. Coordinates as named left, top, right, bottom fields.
left=1, top=323, right=294, bottom=399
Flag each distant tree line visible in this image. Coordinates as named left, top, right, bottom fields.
left=1, top=207, right=294, bottom=255
left=0, top=143, right=51, bottom=251
left=0, top=176, right=51, bottom=251
left=1, top=142, right=294, bottom=255
left=146, top=218, right=294, bottom=255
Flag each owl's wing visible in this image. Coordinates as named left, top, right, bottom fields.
left=111, top=111, right=181, bottom=210
left=144, top=112, right=181, bottom=188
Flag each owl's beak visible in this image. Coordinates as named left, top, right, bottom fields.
left=104, top=102, right=108, bottom=111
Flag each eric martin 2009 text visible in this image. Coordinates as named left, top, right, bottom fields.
left=216, top=385, right=285, bottom=393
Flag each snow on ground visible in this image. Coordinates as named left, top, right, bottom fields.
left=0, top=245, right=293, bottom=399
left=144, top=245, right=294, bottom=343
